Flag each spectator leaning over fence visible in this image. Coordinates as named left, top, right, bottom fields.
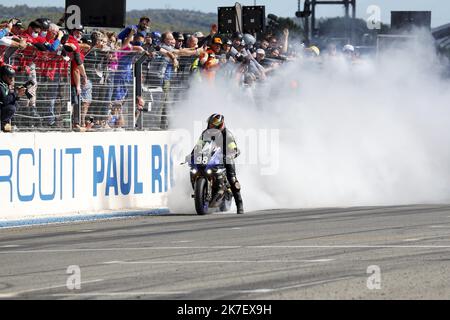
left=40, top=23, right=65, bottom=127
left=142, top=33, right=153, bottom=52
left=16, top=20, right=49, bottom=126
left=0, top=18, right=24, bottom=39
left=173, top=32, right=184, bottom=49
left=158, top=31, right=202, bottom=129
left=118, top=16, right=151, bottom=43
left=109, top=28, right=145, bottom=127
left=0, top=19, right=26, bottom=49
left=198, top=36, right=222, bottom=83
left=106, top=32, right=119, bottom=50
left=186, top=35, right=199, bottom=49
left=11, top=19, right=25, bottom=37
left=0, top=19, right=15, bottom=39
left=232, top=32, right=244, bottom=49
left=0, top=65, right=26, bottom=132
left=65, top=25, right=89, bottom=129
left=0, top=21, right=26, bottom=49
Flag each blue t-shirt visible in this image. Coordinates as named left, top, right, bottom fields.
left=118, top=25, right=148, bottom=41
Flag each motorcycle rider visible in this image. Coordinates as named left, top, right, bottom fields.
left=191, top=114, right=244, bottom=214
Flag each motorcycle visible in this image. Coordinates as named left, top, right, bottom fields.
left=187, top=142, right=233, bottom=215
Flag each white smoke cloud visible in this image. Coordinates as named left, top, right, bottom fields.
left=168, top=32, right=450, bottom=213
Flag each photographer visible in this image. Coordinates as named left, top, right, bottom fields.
left=0, top=65, right=26, bottom=132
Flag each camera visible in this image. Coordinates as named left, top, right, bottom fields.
left=266, top=14, right=282, bottom=36
left=16, top=79, right=35, bottom=100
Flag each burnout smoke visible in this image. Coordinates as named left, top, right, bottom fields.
left=169, top=32, right=450, bottom=213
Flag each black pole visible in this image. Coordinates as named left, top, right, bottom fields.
left=134, top=53, right=148, bottom=131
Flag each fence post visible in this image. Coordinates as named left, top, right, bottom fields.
left=134, top=53, right=148, bottom=131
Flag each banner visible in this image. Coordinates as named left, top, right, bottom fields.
left=0, top=131, right=175, bottom=220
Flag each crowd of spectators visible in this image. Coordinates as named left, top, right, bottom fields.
left=0, top=15, right=361, bottom=133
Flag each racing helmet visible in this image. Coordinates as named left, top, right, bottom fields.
left=151, top=31, right=162, bottom=45
left=36, top=18, right=51, bottom=31
left=0, top=65, right=16, bottom=81
left=232, top=32, right=243, bottom=41
left=207, top=114, right=225, bottom=130
left=242, top=34, right=256, bottom=47
left=307, top=45, right=320, bottom=57
left=343, top=44, right=355, bottom=53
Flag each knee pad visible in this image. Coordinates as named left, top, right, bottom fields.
left=230, top=178, right=241, bottom=191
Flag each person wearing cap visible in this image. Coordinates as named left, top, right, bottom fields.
left=232, top=32, right=243, bottom=49
left=193, top=31, right=206, bottom=47
left=0, top=19, right=15, bottom=39
left=255, top=48, right=267, bottom=65
left=65, top=25, right=89, bottom=129
left=14, top=20, right=51, bottom=127
left=343, top=44, right=356, bottom=61
left=0, top=19, right=26, bottom=48
left=221, top=38, right=233, bottom=55
left=41, top=23, right=66, bottom=127
left=255, top=48, right=277, bottom=74
left=11, top=19, right=25, bottom=36
left=197, top=36, right=223, bottom=82
left=0, top=65, right=26, bottom=132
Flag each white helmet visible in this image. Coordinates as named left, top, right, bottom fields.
left=242, top=34, right=256, bottom=47
left=343, top=44, right=355, bottom=53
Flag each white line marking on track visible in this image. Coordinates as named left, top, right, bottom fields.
left=1, top=245, right=450, bottom=254
left=252, top=245, right=450, bottom=249
left=235, top=289, right=274, bottom=294
left=0, top=245, right=21, bottom=248
left=403, top=239, right=422, bottom=242
left=52, top=291, right=190, bottom=297
left=0, top=279, right=104, bottom=299
left=102, top=259, right=334, bottom=265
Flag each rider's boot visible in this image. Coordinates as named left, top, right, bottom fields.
left=234, top=191, right=244, bottom=214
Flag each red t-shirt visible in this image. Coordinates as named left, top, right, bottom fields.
left=66, top=35, right=86, bottom=86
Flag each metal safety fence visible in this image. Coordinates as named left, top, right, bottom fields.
left=1, top=46, right=196, bottom=132
left=1, top=45, right=283, bottom=132
left=83, top=49, right=143, bottom=130
left=135, top=55, right=194, bottom=131
left=1, top=45, right=72, bottom=131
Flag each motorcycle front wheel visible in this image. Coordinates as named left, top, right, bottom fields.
left=194, top=177, right=209, bottom=215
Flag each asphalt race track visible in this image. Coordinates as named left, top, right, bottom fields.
left=1, top=205, right=450, bottom=300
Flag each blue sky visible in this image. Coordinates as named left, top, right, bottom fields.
left=1, top=0, right=449, bottom=27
